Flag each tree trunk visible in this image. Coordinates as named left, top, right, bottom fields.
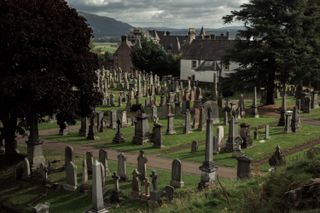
left=28, top=112, right=40, bottom=143
left=266, top=70, right=275, bottom=105
left=3, top=113, right=18, bottom=156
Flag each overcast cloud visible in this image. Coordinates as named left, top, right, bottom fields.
left=66, top=0, right=248, bottom=28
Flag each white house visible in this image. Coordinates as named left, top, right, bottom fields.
left=180, top=39, right=239, bottom=82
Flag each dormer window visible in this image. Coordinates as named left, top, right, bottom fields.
left=192, top=60, right=197, bottom=69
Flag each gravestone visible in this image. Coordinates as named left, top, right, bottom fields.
left=99, top=149, right=110, bottom=176
left=199, top=109, right=217, bottom=189
left=133, top=110, right=150, bottom=145
left=165, top=185, right=174, bottom=202
left=16, top=158, right=31, bottom=180
left=232, top=137, right=244, bottom=158
left=65, top=145, right=73, bottom=166
left=149, top=170, right=161, bottom=205
left=63, top=162, right=78, bottom=191
left=198, top=106, right=206, bottom=131
left=183, top=109, right=193, bottom=134
left=237, top=155, right=252, bottom=179
left=131, top=169, right=141, bottom=199
left=100, top=163, right=106, bottom=188
left=291, top=107, right=300, bottom=132
left=239, top=94, right=245, bottom=117
left=142, top=177, right=151, bottom=200
left=79, top=117, right=88, bottom=137
left=216, top=126, right=224, bottom=148
left=137, top=150, right=148, bottom=181
left=191, top=141, right=198, bottom=153
left=166, top=111, right=176, bottom=134
left=252, top=87, right=259, bottom=118
left=269, top=145, right=286, bottom=167
left=86, top=152, right=93, bottom=174
left=87, top=161, right=108, bottom=213
left=121, top=111, right=128, bottom=127
left=87, top=114, right=95, bottom=140
left=265, top=125, right=270, bottom=139
left=203, top=101, right=220, bottom=124
left=109, top=110, right=117, bottom=129
left=278, top=92, right=287, bottom=126
left=225, top=117, right=237, bottom=152
left=117, top=153, right=127, bottom=181
left=170, top=159, right=184, bottom=188
left=110, top=173, right=121, bottom=203
left=80, top=159, right=89, bottom=193
left=284, top=111, right=293, bottom=133
left=112, top=120, right=125, bottom=144
left=151, top=123, right=164, bottom=148
left=239, top=123, right=251, bottom=148
left=193, top=107, right=200, bottom=129
left=212, top=136, right=219, bottom=154
left=97, top=112, right=105, bottom=132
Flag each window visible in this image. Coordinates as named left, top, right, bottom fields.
left=224, top=62, right=230, bottom=71
left=192, top=60, right=197, bottom=69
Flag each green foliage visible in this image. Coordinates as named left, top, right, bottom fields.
left=131, top=38, right=181, bottom=76
left=223, top=0, right=320, bottom=104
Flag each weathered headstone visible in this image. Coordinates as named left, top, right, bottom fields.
left=252, top=87, right=259, bottom=118
left=133, top=110, right=150, bottom=145
left=166, top=112, right=176, bottom=135
left=149, top=170, right=161, bottom=204
left=80, top=159, right=89, bottom=193
left=170, top=159, right=184, bottom=188
left=165, top=185, right=174, bottom=202
left=63, top=162, right=78, bottom=191
left=65, top=145, right=73, bottom=166
left=117, top=153, right=127, bottom=181
left=151, top=123, right=164, bottom=148
left=137, top=150, right=148, bottom=181
left=269, top=145, right=286, bottom=167
left=131, top=169, right=141, bottom=199
left=99, top=149, right=110, bottom=176
left=191, top=141, right=198, bottom=153
left=225, top=116, right=237, bottom=152
left=199, top=109, right=217, bottom=189
left=284, top=111, right=293, bottom=133
left=183, top=109, right=193, bottom=134
left=87, top=161, right=108, bottom=213
left=86, top=152, right=93, bottom=174
left=237, top=155, right=252, bottom=179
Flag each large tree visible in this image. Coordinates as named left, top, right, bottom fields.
left=0, top=0, right=100, bottom=167
left=223, top=0, right=320, bottom=104
left=131, top=38, right=181, bottom=76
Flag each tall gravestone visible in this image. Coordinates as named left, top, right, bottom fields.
left=99, top=149, right=110, bottom=176
left=64, top=145, right=73, bottom=166
left=170, top=159, right=184, bottom=188
left=237, top=155, right=251, bottom=179
left=137, top=150, right=148, bottom=181
left=252, top=87, right=259, bottom=118
left=166, top=112, right=176, bottom=135
left=183, top=109, right=192, bottom=134
left=87, top=161, right=108, bottom=213
left=86, top=152, right=94, bottom=174
left=117, top=153, right=127, bottom=181
left=133, top=110, right=150, bottom=145
left=225, top=116, right=237, bottom=152
left=151, top=123, right=164, bottom=148
left=199, top=109, right=217, bottom=188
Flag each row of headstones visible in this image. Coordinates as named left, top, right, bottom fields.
left=64, top=147, right=185, bottom=208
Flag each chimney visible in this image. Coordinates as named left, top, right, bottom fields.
left=188, top=28, right=196, bottom=44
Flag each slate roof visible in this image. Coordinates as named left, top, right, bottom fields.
left=182, top=39, right=236, bottom=60
left=159, top=36, right=181, bottom=53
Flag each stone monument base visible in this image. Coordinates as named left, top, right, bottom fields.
left=170, top=180, right=184, bottom=188
left=86, top=208, right=109, bottom=213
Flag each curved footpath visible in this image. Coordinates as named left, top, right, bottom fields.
left=39, top=127, right=237, bottom=179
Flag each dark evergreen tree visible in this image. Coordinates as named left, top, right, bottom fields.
left=223, top=0, right=320, bottom=104
left=0, top=0, right=101, bottom=163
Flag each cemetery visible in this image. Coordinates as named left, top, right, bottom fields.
left=1, top=0, right=320, bottom=213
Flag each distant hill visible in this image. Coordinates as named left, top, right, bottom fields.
left=79, top=12, right=133, bottom=39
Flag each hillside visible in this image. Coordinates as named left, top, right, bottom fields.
left=79, top=12, right=133, bottom=38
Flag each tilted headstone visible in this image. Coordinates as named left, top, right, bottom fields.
left=170, top=159, right=184, bottom=188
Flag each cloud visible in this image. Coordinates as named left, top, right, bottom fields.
left=66, top=0, right=249, bottom=28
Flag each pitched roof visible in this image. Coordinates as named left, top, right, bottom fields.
left=182, top=39, right=236, bottom=60
left=159, top=36, right=181, bottom=53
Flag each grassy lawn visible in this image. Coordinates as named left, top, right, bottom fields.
left=92, top=42, right=118, bottom=54
left=162, top=124, right=320, bottom=167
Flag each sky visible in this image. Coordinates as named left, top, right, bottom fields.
left=66, top=0, right=249, bottom=28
